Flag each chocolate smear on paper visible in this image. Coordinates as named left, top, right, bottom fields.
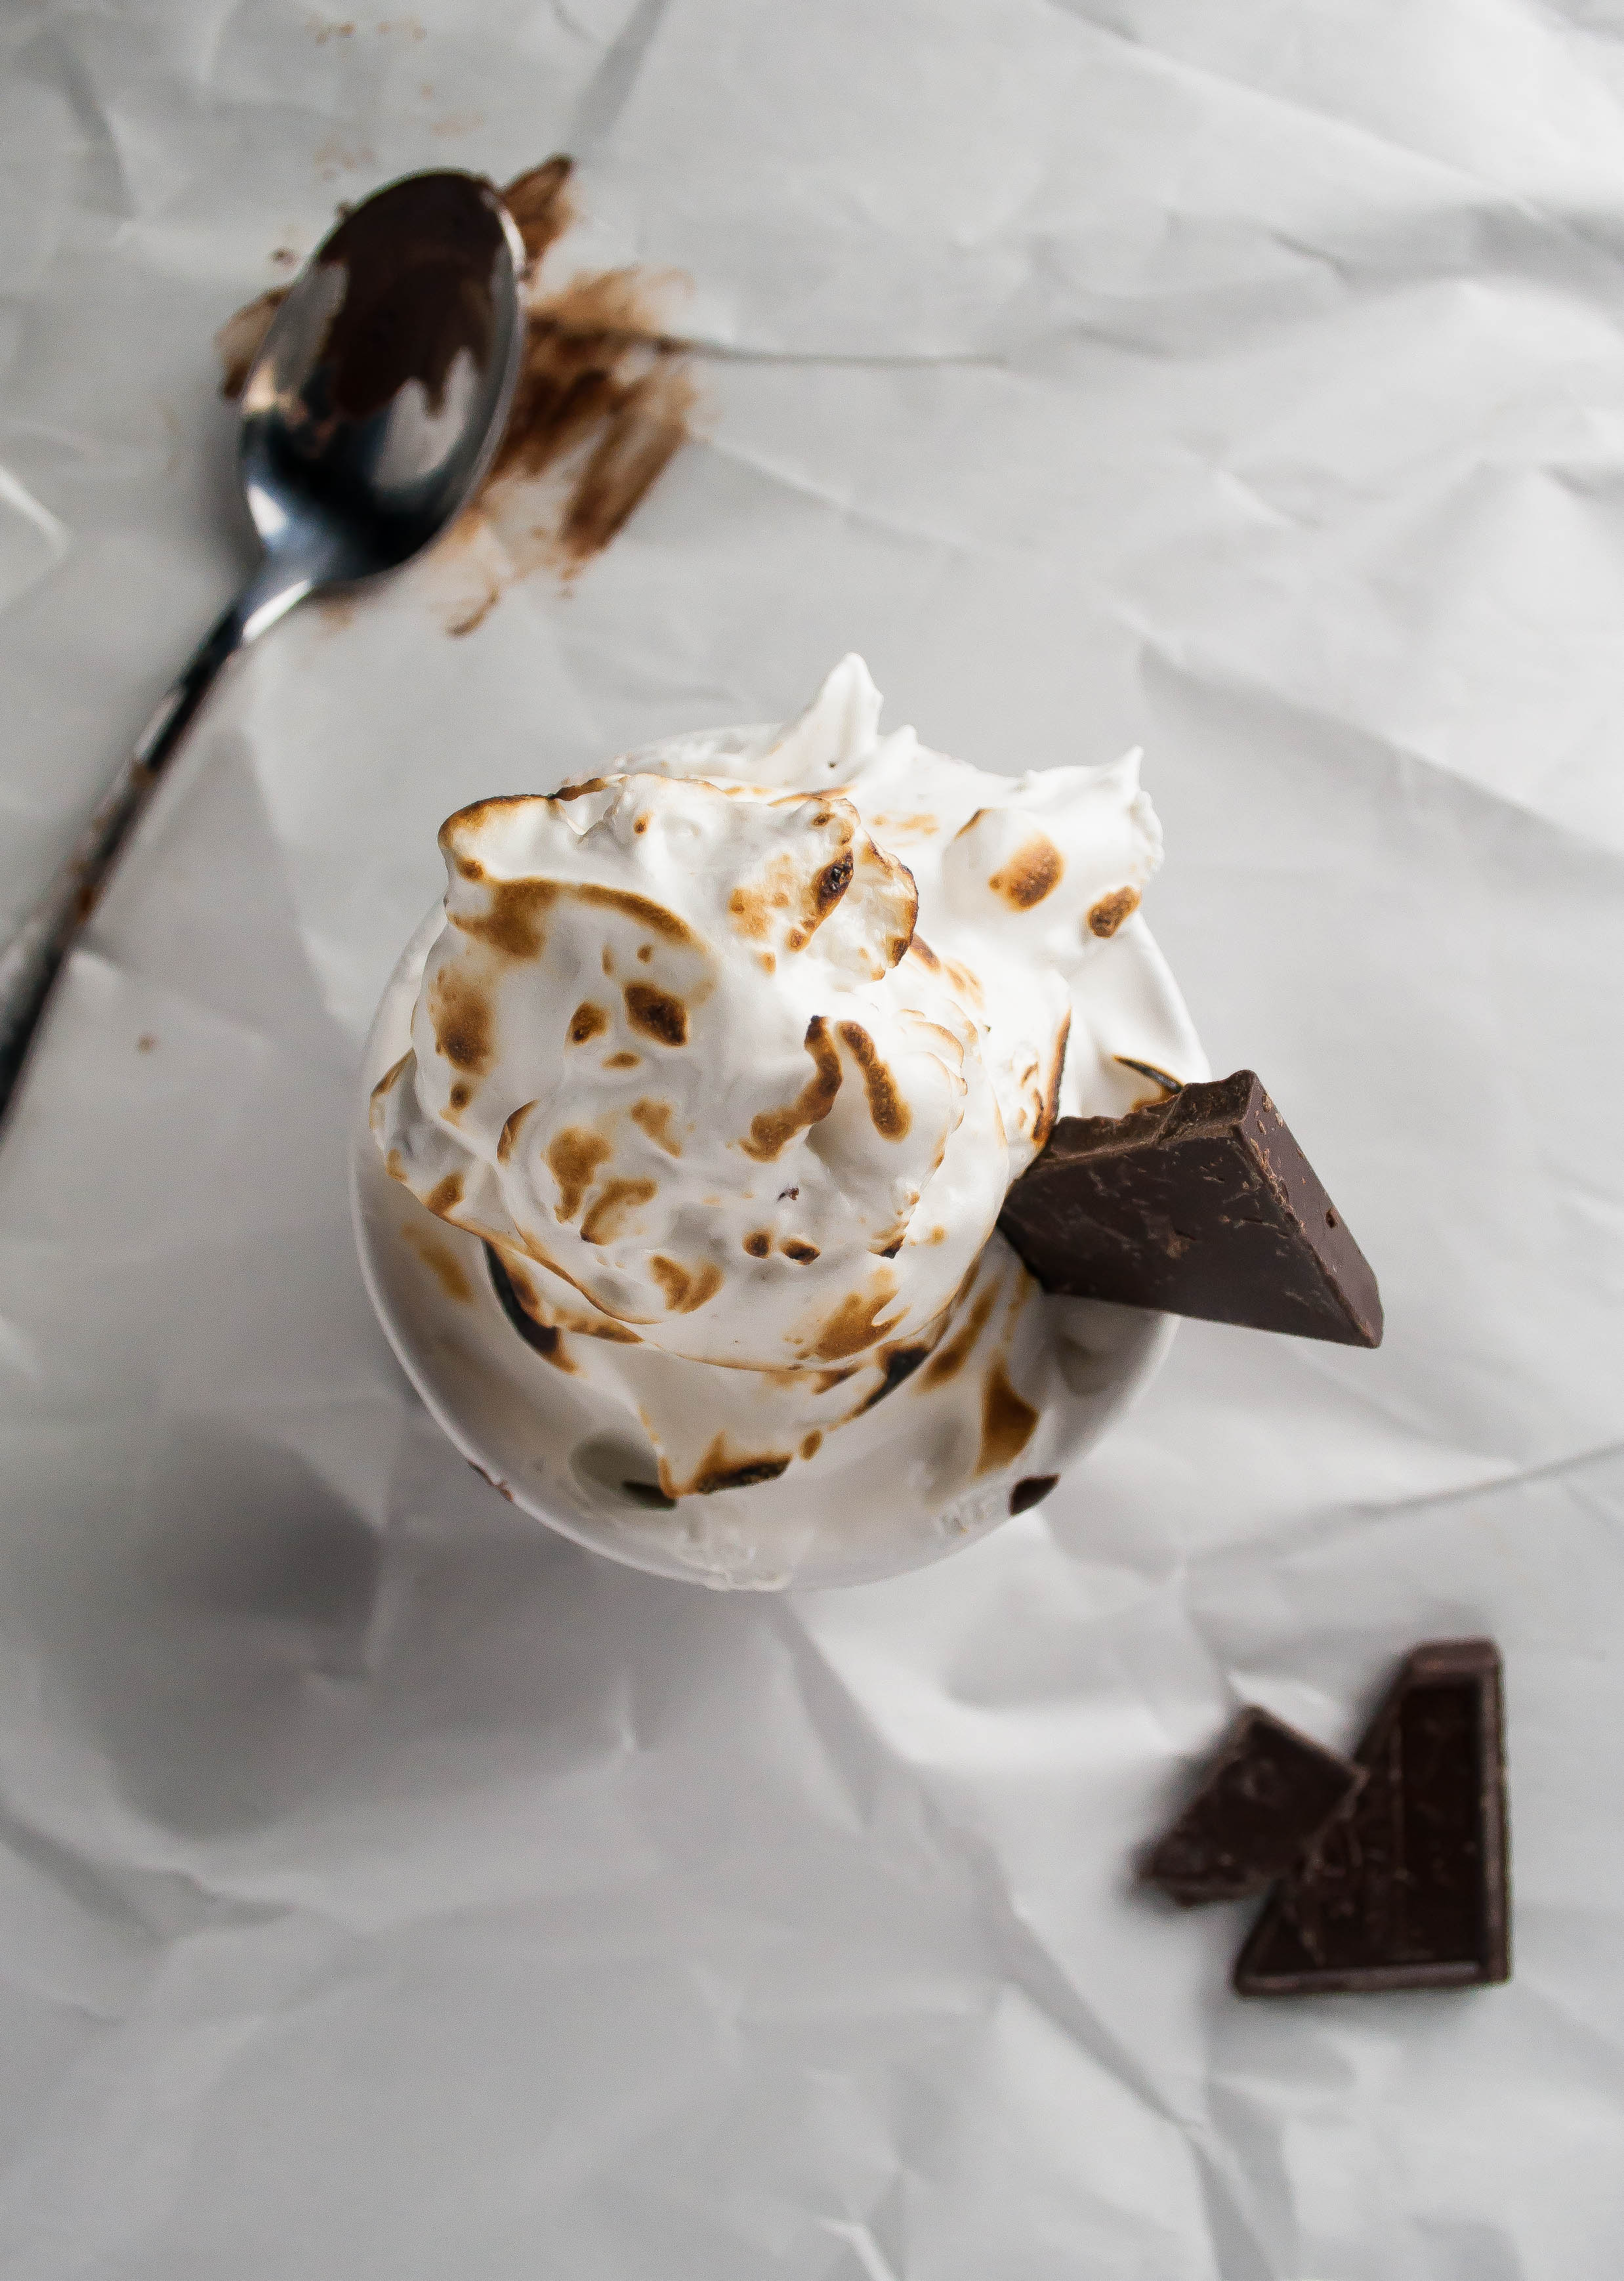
left=215, top=156, right=696, bottom=623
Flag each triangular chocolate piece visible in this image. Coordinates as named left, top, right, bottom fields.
left=1142, top=1708, right=1365, bottom=1907
left=1235, top=1640, right=1510, bottom=1995
left=997, top=1072, right=1382, bottom=1346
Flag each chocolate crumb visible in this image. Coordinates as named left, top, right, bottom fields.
left=1143, top=1708, right=1364, bottom=1908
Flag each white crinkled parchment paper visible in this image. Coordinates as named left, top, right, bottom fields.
left=1, top=1, right=1621, bottom=2273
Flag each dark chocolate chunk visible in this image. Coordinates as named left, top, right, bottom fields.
left=1142, top=1709, right=1365, bottom=1907
left=997, top=1071, right=1382, bottom=1346
left=1234, top=1640, right=1510, bottom=1995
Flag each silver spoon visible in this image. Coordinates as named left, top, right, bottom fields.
left=0, top=168, right=526, bottom=1125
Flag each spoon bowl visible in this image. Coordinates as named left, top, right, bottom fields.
left=0, top=169, right=526, bottom=1121
left=243, top=172, right=526, bottom=591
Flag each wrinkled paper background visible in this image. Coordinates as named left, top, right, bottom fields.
left=3, top=1, right=1622, bottom=2273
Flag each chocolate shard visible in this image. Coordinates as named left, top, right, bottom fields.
left=1234, top=1640, right=1510, bottom=1996
left=1142, top=1708, right=1365, bottom=1908
left=997, top=1071, right=1383, bottom=1347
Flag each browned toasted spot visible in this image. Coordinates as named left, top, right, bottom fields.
left=1087, top=885, right=1140, bottom=938
left=606, top=1051, right=639, bottom=1069
left=637, top=942, right=652, bottom=959
left=400, top=1220, right=473, bottom=1304
left=442, top=856, right=694, bottom=960
left=488, top=1251, right=577, bottom=1371
left=456, top=856, right=484, bottom=882
left=743, top=1230, right=772, bottom=1258
left=548, top=1127, right=611, bottom=1221
left=649, top=1255, right=723, bottom=1314
left=449, top=876, right=556, bottom=959
left=537, top=1324, right=577, bottom=1371
left=495, top=1271, right=557, bottom=1357
left=581, top=1177, right=657, bottom=1245
left=759, top=951, right=776, bottom=974
left=1010, top=1475, right=1059, bottom=1514
left=728, top=884, right=770, bottom=941
left=516, top=1310, right=573, bottom=1371
left=941, top=953, right=984, bottom=1008
left=623, top=982, right=688, bottom=1047
left=568, top=1000, right=609, bottom=1043
left=810, top=850, right=853, bottom=918
left=801, top=1431, right=822, bottom=1462
left=579, top=883, right=692, bottom=942
left=860, top=1343, right=930, bottom=1413
left=781, top=1238, right=820, bottom=1264
left=443, top=793, right=552, bottom=832
left=633, top=816, right=649, bottom=837
left=428, top=967, right=493, bottom=1074
left=551, top=1307, right=640, bottom=1346
left=505, top=1225, right=655, bottom=1321
left=978, top=1361, right=1039, bottom=1473
left=568, top=880, right=688, bottom=935
left=741, top=1015, right=843, bottom=1161
left=837, top=1022, right=911, bottom=1141
left=500, top=1254, right=541, bottom=1312
left=425, top=1172, right=465, bottom=1218
left=808, top=1278, right=900, bottom=1362
left=1035, top=1011, right=1070, bottom=1150
left=813, top=1368, right=856, bottom=1394
left=602, top=947, right=614, bottom=976
left=497, top=1104, right=530, bottom=1164
left=1114, top=1053, right=1184, bottom=1099
left=684, top=1434, right=793, bottom=1496
left=989, top=833, right=1064, bottom=910
left=370, top=1051, right=411, bottom=1109
left=386, top=1148, right=406, bottom=1181
left=448, top=1081, right=472, bottom=1114
left=923, top=1284, right=999, bottom=1389
left=499, top=1249, right=644, bottom=1349
left=629, top=1099, right=681, bottom=1154
left=908, top=934, right=941, bottom=972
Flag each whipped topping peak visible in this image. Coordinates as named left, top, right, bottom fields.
left=372, top=658, right=1162, bottom=1379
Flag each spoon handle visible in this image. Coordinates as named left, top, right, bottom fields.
left=0, top=566, right=310, bottom=1128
